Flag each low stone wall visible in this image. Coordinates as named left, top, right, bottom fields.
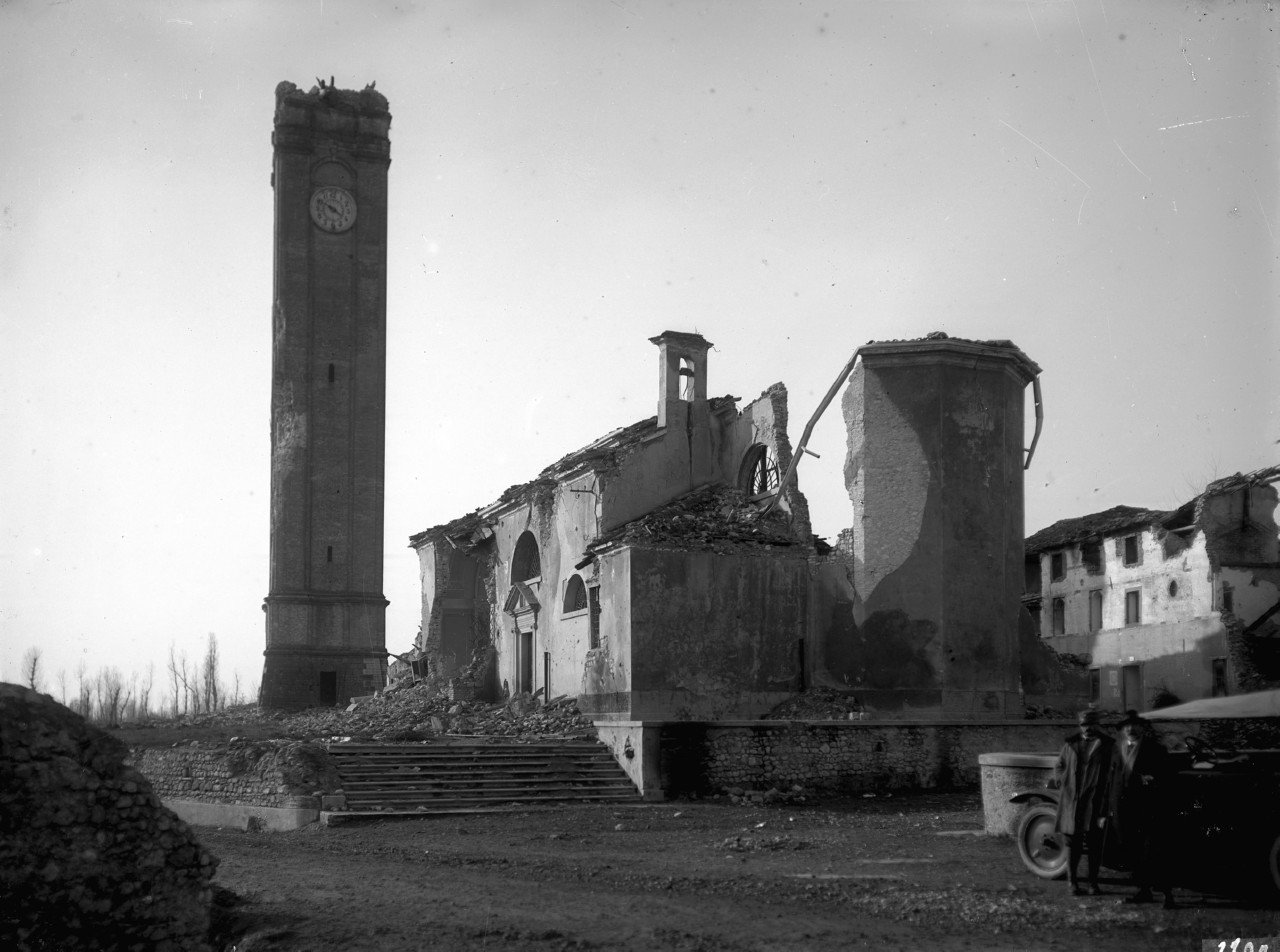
left=130, top=741, right=341, bottom=815
left=656, top=720, right=1077, bottom=797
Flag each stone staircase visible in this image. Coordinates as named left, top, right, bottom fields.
left=323, top=740, right=642, bottom=818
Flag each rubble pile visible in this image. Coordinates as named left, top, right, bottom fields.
left=0, top=683, right=218, bottom=952
left=142, top=683, right=598, bottom=743
left=588, top=485, right=800, bottom=556
left=326, top=686, right=598, bottom=742
left=763, top=688, right=867, bottom=721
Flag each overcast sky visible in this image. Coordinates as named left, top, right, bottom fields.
left=2, top=0, right=1276, bottom=698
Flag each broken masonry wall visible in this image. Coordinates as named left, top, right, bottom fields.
left=1202, top=481, right=1280, bottom=627
left=1199, top=481, right=1280, bottom=569
left=626, top=546, right=809, bottom=719
left=1017, top=605, right=1092, bottom=712
left=598, top=401, right=750, bottom=534
left=822, top=340, right=1036, bottom=718
left=724, top=383, right=814, bottom=544
left=1220, top=565, right=1280, bottom=628
left=578, top=547, right=634, bottom=717
left=1224, top=610, right=1280, bottom=692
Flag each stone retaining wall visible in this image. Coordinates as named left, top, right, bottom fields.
left=650, top=717, right=1271, bottom=799
left=129, top=741, right=340, bottom=811
left=657, top=720, right=1078, bottom=797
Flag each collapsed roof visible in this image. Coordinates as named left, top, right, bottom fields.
left=408, top=395, right=740, bottom=550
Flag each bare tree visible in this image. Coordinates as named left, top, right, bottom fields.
left=167, top=643, right=182, bottom=716
left=98, top=667, right=130, bottom=727
left=177, top=651, right=199, bottom=715
left=201, top=633, right=221, bottom=713
left=57, top=668, right=68, bottom=705
left=75, top=660, right=91, bottom=717
left=21, top=647, right=44, bottom=692
left=231, top=669, right=243, bottom=707
left=137, top=662, right=154, bottom=722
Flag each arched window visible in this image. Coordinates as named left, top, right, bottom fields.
left=511, top=531, right=541, bottom=584
left=563, top=574, right=588, bottom=613
left=739, top=444, right=779, bottom=498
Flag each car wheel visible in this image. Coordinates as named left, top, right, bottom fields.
left=1261, top=830, right=1280, bottom=905
left=1016, top=803, right=1069, bottom=880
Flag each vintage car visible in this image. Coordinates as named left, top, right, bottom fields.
left=1010, top=691, right=1280, bottom=902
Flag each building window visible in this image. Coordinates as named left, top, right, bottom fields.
left=563, top=574, right=588, bottom=614
left=1088, top=590, right=1103, bottom=632
left=1220, top=582, right=1234, bottom=614
left=1211, top=657, right=1228, bottom=697
left=1050, top=552, right=1065, bottom=582
left=511, top=531, right=541, bottom=584
left=1025, top=557, right=1042, bottom=594
left=588, top=585, right=601, bottom=650
left=1168, top=580, right=1179, bottom=598
left=1125, top=589, right=1141, bottom=625
left=1051, top=597, right=1065, bottom=635
left=739, top=444, right=780, bottom=499
left=1122, top=534, right=1141, bottom=566
left=1082, top=541, right=1103, bottom=574
left=1089, top=669, right=1101, bottom=703
left=1025, top=598, right=1042, bottom=636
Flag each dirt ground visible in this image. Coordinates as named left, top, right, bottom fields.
left=203, top=790, right=1279, bottom=952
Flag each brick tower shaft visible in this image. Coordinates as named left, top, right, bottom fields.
left=260, top=81, right=391, bottom=709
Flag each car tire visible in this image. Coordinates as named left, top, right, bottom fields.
left=1016, top=803, right=1069, bottom=880
left=1260, top=830, right=1280, bottom=905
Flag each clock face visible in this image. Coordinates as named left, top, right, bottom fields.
left=309, top=186, right=357, bottom=233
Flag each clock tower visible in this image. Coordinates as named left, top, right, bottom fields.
left=260, top=81, right=391, bottom=709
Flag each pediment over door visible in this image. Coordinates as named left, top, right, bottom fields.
left=503, top=581, right=540, bottom=634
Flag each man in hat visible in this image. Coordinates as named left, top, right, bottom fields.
left=1053, top=707, right=1116, bottom=895
left=1111, top=710, right=1176, bottom=908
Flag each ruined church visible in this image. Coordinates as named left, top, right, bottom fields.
left=407, top=331, right=1062, bottom=722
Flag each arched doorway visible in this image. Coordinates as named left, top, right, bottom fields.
left=505, top=531, right=542, bottom=695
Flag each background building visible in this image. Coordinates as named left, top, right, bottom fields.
left=1024, top=466, right=1280, bottom=710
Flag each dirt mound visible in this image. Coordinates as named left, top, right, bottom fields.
left=0, top=683, right=218, bottom=951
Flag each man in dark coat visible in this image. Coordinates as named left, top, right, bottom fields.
left=1111, top=710, right=1176, bottom=908
left=1054, top=707, right=1116, bottom=895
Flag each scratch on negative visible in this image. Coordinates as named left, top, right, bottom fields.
left=1113, top=139, right=1149, bottom=180
left=1158, top=115, right=1248, bottom=132
left=998, top=119, right=1091, bottom=224
left=1250, top=181, right=1275, bottom=241
left=999, top=120, right=1090, bottom=189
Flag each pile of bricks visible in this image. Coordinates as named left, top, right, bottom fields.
left=0, top=683, right=217, bottom=952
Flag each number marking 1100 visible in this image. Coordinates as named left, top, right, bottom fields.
left=1207, top=939, right=1276, bottom=952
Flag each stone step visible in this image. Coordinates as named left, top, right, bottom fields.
left=341, top=778, right=637, bottom=792
left=328, top=739, right=641, bottom=815
left=334, top=761, right=621, bottom=775
left=342, top=790, right=641, bottom=809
